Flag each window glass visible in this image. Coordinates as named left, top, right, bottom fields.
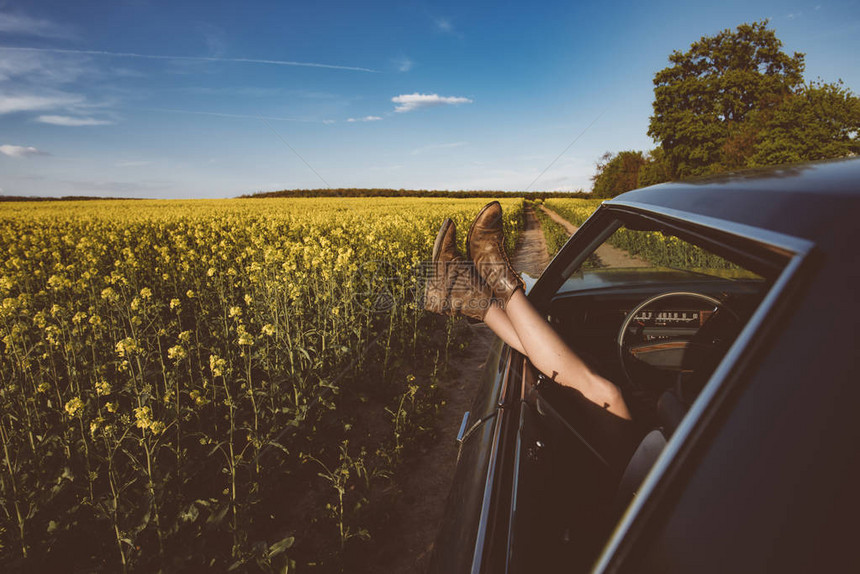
left=563, top=223, right=763, bottom=290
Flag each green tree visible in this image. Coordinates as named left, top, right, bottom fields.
left=591, top=151, right=646, bottom=198
left=637, top=147, right=672, bottom=187
left=751, top=80, right=860, bottom=165
left=648, top=20, right=805, bottom=178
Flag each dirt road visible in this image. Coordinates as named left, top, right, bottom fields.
left=538, top=204, right=649, bottom=268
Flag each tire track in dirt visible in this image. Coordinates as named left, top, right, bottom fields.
left=512, top=204, right=551, bottom=277
left=374, top=205, right=550, bottom=573
left=538, top=204, right=650, bottom=268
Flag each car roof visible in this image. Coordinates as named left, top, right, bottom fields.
left=607, top=158, right=860, bottom=248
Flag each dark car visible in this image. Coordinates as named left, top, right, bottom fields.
left=431, top=158, right=860, bottom=573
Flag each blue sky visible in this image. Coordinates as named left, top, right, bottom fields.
left=1, top=0, right=858, bottom=198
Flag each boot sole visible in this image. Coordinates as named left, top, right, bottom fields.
left=466, top=200, right=501, bottom=260
left=432, top=218, right=454, bottom=263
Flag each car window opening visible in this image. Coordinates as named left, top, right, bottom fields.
left=523, top=213, right=786, bottom=568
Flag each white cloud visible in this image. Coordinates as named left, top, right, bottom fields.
left=0, top=43, right=115, bottom=124
left=36, top=115, right=113, bottom=126
left=0, top=12, right=73, bottom=39
left=0, top=144, right=47, bottom=158
left=116, top=160, right=152, bottom=168
left=393, top=56, right=413, bottom=72
left=392, top=93, right=473, bottom=113
left=197, top=22, right=227, bottom=58
left=0, top=48, right=96, bottom=85
left=346, top=115, right=383, bottom=122
left=0, top=92, right=85, bottom=114
left=434, top=18, right=453, bottom=33
left=411, top=141, right=468, bottom=155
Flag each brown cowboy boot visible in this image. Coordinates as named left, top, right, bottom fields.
left=466, top=201, right=524, bottom=306
left=424, top=218, right=494, bottom=321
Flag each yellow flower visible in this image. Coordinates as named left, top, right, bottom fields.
left=90, top=417, right=104, bottom=437
left=134, top=406, right=153, bottom=430
left=190, top=389, right=209, bottom=406
left=65, top=397, right=84, bottom=417
left=101, top=287, right=119, bottom=303
left=210, top=355, right=226, bottom=378
left=115, top=337, right=137, bottom=358
left=237, top=325, right=254, bottom=346
left=167, top=345, right=187, bottom=361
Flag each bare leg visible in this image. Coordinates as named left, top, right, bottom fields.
left=484, top=302, right=526, bottom=355
left=504, top=290, right=631, bottom=419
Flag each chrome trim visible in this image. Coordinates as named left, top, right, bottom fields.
left=456, top=411, right=472, bottom=445
left=504, top=405, right=528, bottom=573
left=497, top=352, right=514, bottom=408
left=471, top=411, right=507, bottom=574
left=468, top=350, right=513, bottom=573
left=457, top=411, right=498, bottom=457
left=520, top=271, right=539, bottom=295
left=592, top=205, right=814, bottom=572
left=503, top=360, right=537, bottom=571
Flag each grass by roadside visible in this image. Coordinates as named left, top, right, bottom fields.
left=529, top=201, right=571, bottom=259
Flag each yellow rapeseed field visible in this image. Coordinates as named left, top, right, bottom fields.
left=0, top=197, right=524, bottom=571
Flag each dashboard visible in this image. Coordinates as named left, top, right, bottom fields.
left=546, top=278, right=766, bottom=422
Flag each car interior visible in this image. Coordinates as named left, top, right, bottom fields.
left=512, top=211, right=785, bottom=570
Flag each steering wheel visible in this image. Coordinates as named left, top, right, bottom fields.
left=617, top=291, right=739, bottom=391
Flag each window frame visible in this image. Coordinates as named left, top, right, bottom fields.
left=556, top=201, right=817, bottom=572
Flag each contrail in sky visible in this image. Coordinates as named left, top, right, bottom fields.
left=145, top=108, right=320, bottom=123
left=0, top=45, right=378, bottom=73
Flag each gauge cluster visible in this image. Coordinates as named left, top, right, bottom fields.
left=631, top=309, right=714, bottom=328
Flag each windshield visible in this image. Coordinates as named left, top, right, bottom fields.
left=565, top=224, right=764, bottom=283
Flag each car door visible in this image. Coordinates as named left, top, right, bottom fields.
left=508, top=196, right=814, bottom=573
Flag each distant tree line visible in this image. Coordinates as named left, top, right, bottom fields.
left=592, top=20, right=860, bottom=198
left=0, top=195, right=141, bottom=202
left=243, top=188, right=589, bottom=199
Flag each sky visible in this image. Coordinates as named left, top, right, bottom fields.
left=0, top=0, right=858, bottom=198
